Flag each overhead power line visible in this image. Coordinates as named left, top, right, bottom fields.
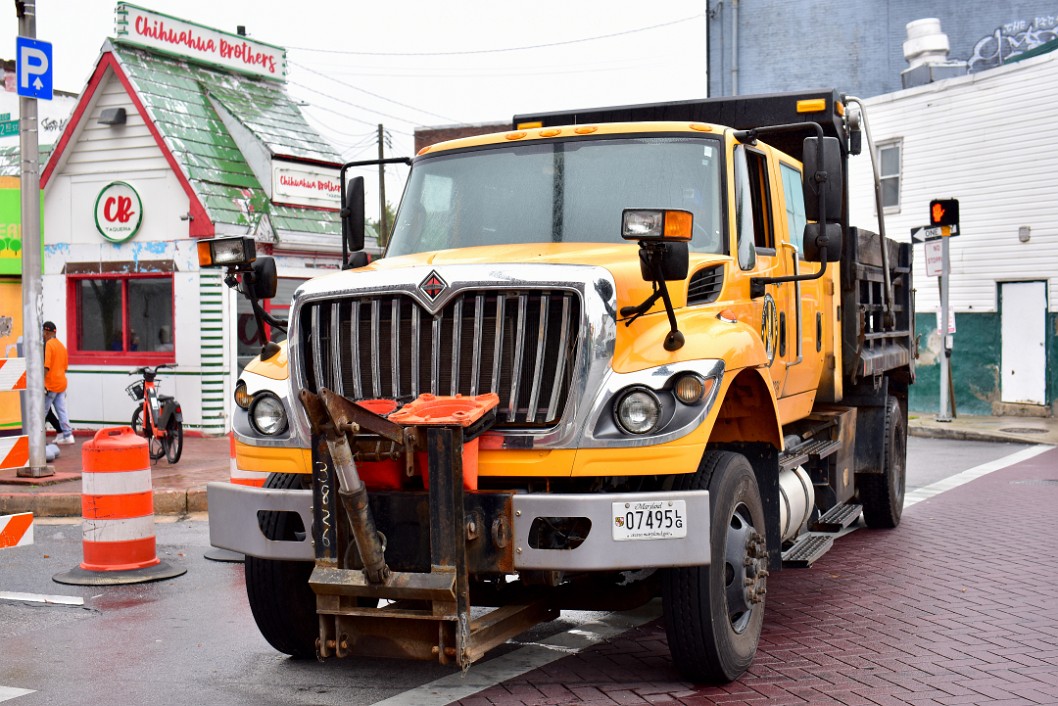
left=288, top=13, right=702, bottom=57
left=290, top=60, right=459, bottom=123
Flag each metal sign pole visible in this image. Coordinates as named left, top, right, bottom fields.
left=17, top=0, right=49, bottom=475
left=936, top=235, right=952, bottom=422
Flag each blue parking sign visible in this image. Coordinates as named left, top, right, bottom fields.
left=16, top=36, right=53, bottom=100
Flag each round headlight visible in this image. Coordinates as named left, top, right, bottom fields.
left=234, top=381, right=253, bottom=409
left=250, top=393, right=287, bottom=435
left=613, top=388, right=662, bottom=435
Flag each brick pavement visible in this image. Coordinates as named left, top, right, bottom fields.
left=455, top=447, right=1058, bottom=706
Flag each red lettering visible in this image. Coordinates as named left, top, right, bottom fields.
left=103, top=195, right=135, bottom=224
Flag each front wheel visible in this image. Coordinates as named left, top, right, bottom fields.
left=245, top=472, right=318, bottom=659
left=131, top=406, right=165, bottom=461
left=163, top=414, right=183, bottom=464
left=663, top=450, right=768, bottom=683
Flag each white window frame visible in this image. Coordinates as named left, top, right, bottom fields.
left=877, top=139, right=902, bottom=213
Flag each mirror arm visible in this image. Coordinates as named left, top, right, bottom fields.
left=219, top=264, right=287, bottom=360
left=750, top=248, right=829, bottom=299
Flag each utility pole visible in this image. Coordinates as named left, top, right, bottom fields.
left=377, top=124, right=387, bottom=248
left=17, top=0, right=50, bottom=477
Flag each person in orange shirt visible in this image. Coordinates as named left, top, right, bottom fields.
left=42, top=321, right=74, bottom=445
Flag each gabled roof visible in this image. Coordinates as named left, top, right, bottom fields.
left=42, top=40, right=343, bottom=241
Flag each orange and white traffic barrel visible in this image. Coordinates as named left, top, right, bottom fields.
left=53, top=427, right=185, bottom=585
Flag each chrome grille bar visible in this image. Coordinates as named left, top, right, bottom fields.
left=491, top=295, right=505, bottom=395
left=391, top=298, right=401, bottom=398
left=311, top=306, right=325, bottom=395
left=470, top=294, right=484, bottom=396
left=546, top=295, right=572, bottom=421
left=350, top=301, right=362, bottom=398
left=370, top=299, right=382, bottom=398
left=329, top=303, right=343, bottom=396
left=431, top=313, right=442, bottom=395
left=507, top=294, right=528, bottom=422
left=525, top=293, right=549, bottom=423
left=411, top=306, right=421, bottom=398
left=451, top=298, right=463, bottom=395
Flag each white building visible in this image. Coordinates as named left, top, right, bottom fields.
left=38, top=5, right=355, bottom=435
left=848, top=45, right=1057, bottom=415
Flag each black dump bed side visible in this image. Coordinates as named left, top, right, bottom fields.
left=513, top=88, right=847, bottom=164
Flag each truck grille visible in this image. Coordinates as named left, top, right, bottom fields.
left=298, top=290, right=581, bottom=427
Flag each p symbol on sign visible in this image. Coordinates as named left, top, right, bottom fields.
left=16, top=36, right=53, bottom=101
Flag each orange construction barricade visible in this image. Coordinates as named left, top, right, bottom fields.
left=53, top=427, right=185, bottom=585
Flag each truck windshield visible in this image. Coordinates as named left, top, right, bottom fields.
left=387, top=136, right=724, bottom=257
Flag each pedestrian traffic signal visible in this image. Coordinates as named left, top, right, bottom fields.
left=929, top=199, right=959, bottom=228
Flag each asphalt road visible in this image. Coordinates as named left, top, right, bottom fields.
left=0, top=436, right=1039, bottom=706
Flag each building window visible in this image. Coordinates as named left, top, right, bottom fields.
left=69, top=274, right=174, bottom=363
left=878, top=141, right=901, bottom=211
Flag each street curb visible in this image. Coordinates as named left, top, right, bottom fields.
left=909, top=424, right=1055, bottom=446
left=0, top=488, right=210, bottom=518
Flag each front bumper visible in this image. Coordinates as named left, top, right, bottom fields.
left=208, top=482, right=710, bottom=570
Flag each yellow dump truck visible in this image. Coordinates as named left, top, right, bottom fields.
left=203, top=89, right=914, bottom=683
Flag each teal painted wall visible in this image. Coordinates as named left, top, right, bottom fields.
left=910, top=311, right=1055, bottom=416
left=911, top=312, right=998, bottom=416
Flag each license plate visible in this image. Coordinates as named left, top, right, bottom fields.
left=612, top=499, right=687, bottom=541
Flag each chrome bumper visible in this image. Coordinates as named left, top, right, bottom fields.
left=208, top=482, right=711, bottom=570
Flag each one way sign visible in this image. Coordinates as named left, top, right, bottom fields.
left=16, top=36, right=53, bottom=101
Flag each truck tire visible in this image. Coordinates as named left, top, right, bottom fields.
left=244, top=472, right=318, bottom=659
left=860, top=395, right=906, bottom=529
left=662, top=450, right=768, bottom=683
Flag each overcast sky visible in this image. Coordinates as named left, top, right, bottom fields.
left=4, top=0, right=710, bottom=162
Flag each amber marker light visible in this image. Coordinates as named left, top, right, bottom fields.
left=717, top=309, right=737, bottom=324
left=689, top=123, right=713, bottom=132
left=574, top=126, right=597, bottom=134
left=516, top=121, right=543, bottom=129
left=796, top=98, right=826, bottom=113
left=539, top=129, right=562, bottom=137
left=505, top=131, right=527, bottom=140
left=663, top=210, right=693, bottom=239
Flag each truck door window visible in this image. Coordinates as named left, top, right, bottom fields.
left=743, top=147, right=774, bottom=251
left=780, top=163, right=807, bottom=254
left=732, top=147, right=756, bottom=270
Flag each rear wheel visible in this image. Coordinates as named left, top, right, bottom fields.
left=245, top=472, right=318, bottom=659
left=131, top=407, right=164, bottom=460
left=163, top=414, right=183, bottom=464
left=860, top=395, right=906, bottom=528
left=662, top=450, right=768, bottom=683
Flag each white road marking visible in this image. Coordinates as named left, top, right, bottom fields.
left=0, top=686, right=34, bottom=702
left=0, top=591, right=84, bottom=606
left=905, top=444, right=1052, bottom=508
left=370, top=600, right=663, bottom=706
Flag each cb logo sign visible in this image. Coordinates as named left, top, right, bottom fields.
left=95, top=181, right=143, bottom=242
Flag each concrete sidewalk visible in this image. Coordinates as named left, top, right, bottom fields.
left=0, top=413, right=1054, bottom=518
left=0, top=430, right=231, bottom=517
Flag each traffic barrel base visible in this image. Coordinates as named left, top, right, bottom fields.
left=53, top=427, right=186, bottom=586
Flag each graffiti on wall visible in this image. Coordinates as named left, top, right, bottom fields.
left=969, top=16, right=1058, bottom=71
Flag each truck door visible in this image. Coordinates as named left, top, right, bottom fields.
left=732, top=144, right=796, bottom=405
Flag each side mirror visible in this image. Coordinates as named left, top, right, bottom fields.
left=802, top=136, right=843, bottom=223
left=802, top=223, right=843, bottom=263
left=251, top=256, right=278, bottom=300
left=639, top=242, right=689, bottom=281
left=342, top=176, right=366, bottom=254
left=347, top=251, right=370, bottom=269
